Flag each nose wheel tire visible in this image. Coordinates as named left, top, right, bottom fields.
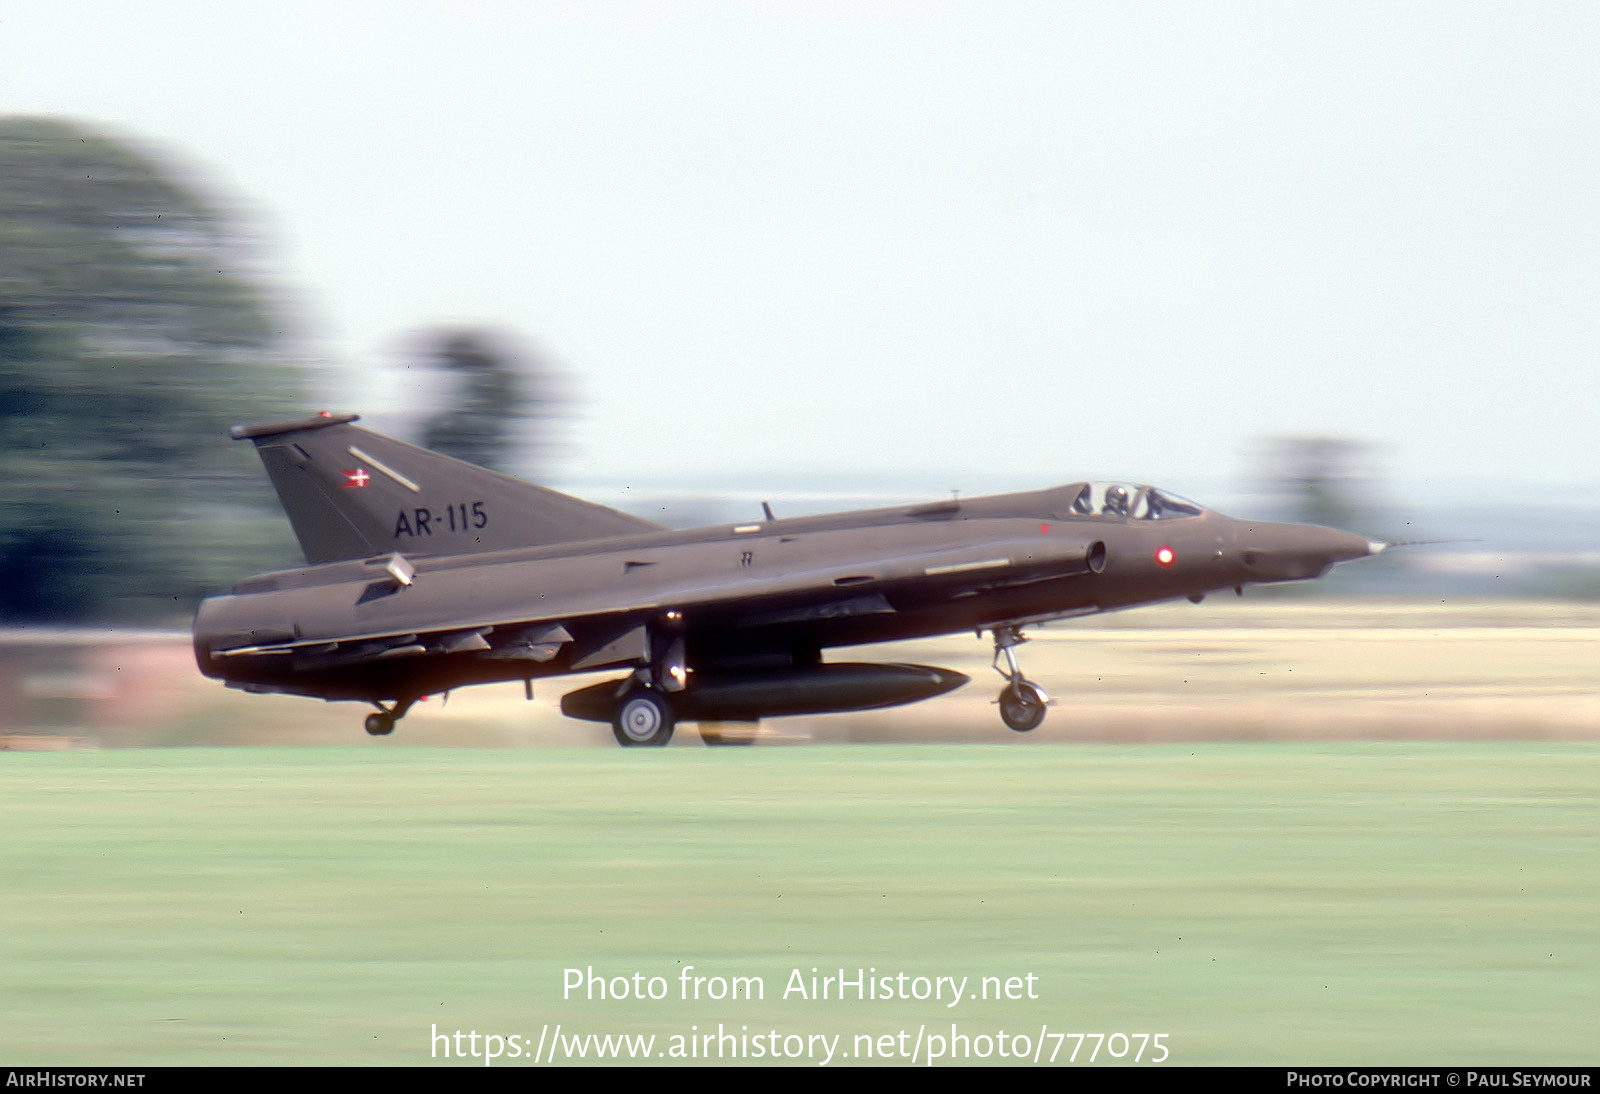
left=362, top=697, right=415, bottom=737
left=613, top=688, right=676, bottom=747
left=998, top=682, right=1047, bottom=733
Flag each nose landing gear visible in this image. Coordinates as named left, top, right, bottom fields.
left=363, top=696, right=416, bottom=736
left=990, top=624, right=1049, bottom=733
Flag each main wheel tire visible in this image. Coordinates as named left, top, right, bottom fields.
left=998, top=682, right=1047, bottom=733
left=364, top=712, right=395, bottom=737
left=612, top=688, right=675, bottom=747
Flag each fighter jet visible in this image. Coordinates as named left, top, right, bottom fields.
left=193, top=413, right=1382, bottom=745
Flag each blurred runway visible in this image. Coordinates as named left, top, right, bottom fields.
left=3, top=601, right=1596, bottom=747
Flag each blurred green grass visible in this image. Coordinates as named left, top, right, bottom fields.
left=2, top=744, right=1597, bottom=1065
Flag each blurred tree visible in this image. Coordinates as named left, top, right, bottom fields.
left=415, top=328, right=552, bottom=474
left=0, top=116, right=304, bottom=622
left=1261, top=436, right=1371, bottom=532
left=1253, top=434, right=1423, bottom=597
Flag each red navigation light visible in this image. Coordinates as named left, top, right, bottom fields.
left=1155, top=546, right=1176, bottom=568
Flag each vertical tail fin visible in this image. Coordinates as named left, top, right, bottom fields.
left=231, top=413, right=664, bottom=565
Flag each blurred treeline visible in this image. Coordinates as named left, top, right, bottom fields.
left=1, top=117, right=555, bottom=625
left=0, top=116, right=305, bottom=623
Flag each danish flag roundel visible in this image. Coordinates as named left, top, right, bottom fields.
left=341, top=468, right=371, bottom=489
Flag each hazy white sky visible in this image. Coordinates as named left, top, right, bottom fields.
left=4, top=2, right=1597, bottom=497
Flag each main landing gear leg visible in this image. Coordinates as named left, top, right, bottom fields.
left=363, top=697, right=416, bottom=737
left=991, top=624, right=1048, bottom=733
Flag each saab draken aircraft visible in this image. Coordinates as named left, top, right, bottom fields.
left=194, top=413, right=1382, bottom=746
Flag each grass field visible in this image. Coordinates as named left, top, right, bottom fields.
left=3, top=744, right=1597, bottom=1065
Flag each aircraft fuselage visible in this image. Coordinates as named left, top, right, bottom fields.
left=193, top=414, right=1379, bottom=743
left=196, top=484, right=1370, bottom=703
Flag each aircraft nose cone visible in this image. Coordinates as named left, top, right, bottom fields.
left=1319, top=527, right=1382, bottom=565
left=1234, top=522, right=1380, bottom=582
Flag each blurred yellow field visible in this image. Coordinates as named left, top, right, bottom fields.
left=5, top=600, right=1594, bottom=748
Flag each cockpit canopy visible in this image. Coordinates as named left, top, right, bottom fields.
left=1065, top=483, right=1206, bottom=521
